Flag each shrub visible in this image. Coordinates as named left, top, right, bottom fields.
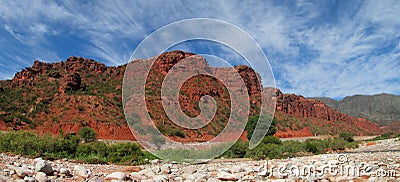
left=339, top=132, right=354, bottom=142
left=261, top=136, right=282, bottom=145
left=246, top=116, right=277, bottom=140
left=222, top=140, right=247, bottom=158
left=151, top=135, right=165, bottom=150
left=305, top=139, right=328, bottom=154
left=78, top=126, right=97, bottom=142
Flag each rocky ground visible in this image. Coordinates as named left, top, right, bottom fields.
left=0, top=138, right=399, bottom=182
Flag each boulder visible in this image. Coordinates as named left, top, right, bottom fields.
left=35, top=160, right=53, bottom=175
left=73, top=165, right=89, bottom=179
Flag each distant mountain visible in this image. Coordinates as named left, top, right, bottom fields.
left=314, top=94, right=400, bottom=127
left=0, top=51, right=382, bottom=141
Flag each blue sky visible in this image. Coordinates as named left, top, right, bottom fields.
left=0, top=0, right=399, bottom=99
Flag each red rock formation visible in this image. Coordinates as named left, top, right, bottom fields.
left=0, top=51, right=383, bottom=142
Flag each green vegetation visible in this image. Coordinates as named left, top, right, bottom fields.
left=0, top=131, right=156, bottom=165
left=245, top=116, right=277, bottom=140
left=222, top=136, right=359, bottom=159
left=78, top=126, right=97, bottom=142
left=339, top=132, right=354, bottom=142
left=367, top=133, right=398, bottom=141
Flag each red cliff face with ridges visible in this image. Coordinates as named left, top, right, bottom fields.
left=0, top=51, right=382, bottom=140
left=273, top=88, right=382, bottom=137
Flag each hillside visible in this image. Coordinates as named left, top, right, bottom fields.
left=0, top=51, right=382, bottom=140
left=315, top=94, right=400, bottom=127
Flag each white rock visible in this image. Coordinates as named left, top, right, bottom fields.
left=59, top=167, right=70, bottom=175
left=152, top=166, right=161, bottom=174
left=88, top=176, right=104, bottom=182
left=151, top=159, right=160, bottom=164
left=160, top=164, right=171, bottom=174
left=73, top=165, right=89, bottom=178
left=35, top=160, right=53, bottom=175
left=23, top=176, right=37, bottom=182
left=14, top=167, right=28, bottom=178
left=152, top=175, right=168, bottom=182
left=139, top=168, right=155, bottom=177
left=105, top=172, right=127, bottom=180
left=35, top=172, right=47, bottom=182
left=207, top=178, right=219, bottom=182
left=217, top=171, right=238, bottom=181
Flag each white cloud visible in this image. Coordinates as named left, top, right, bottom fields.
left=0, top=0, right=398, bottom=98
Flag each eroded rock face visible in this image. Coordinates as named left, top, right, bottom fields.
left=58, top=73, right=82, bottom=93
left=274, top=88, right=382, bottom=135
left=1, top=51, right=383, bottom=141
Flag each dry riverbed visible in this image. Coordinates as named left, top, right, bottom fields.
left=1, top=138, right=399, bottom=182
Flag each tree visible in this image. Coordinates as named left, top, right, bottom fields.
left=245, top=115, right=277, bottom=140
left=78, top=126, right=97, bottom=142
left=151, top=135, right=165, bottom=150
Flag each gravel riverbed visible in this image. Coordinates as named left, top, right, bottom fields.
left=1, top=138, right=399, bottom=182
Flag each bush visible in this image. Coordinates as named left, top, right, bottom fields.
left=339, top=132, right=354, bottom=142
left=261, top=136, right=282, bottom=145
left=246, top=116, right=277, bottom=140
left=0, top=131, right=151, bottom=165
left=305, top=139, right=328, bottom=154
left=78, top=126, right=97, bottom=142
left=222, top=140, right=247, bottom=158
left=151, top=135, right=165, bottom=150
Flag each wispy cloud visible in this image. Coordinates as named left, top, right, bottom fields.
left=0, top=0, right=398, bottom=98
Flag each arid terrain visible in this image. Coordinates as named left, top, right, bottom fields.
left=0, top=138, right=399, bottom=181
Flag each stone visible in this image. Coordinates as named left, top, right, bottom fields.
left=73, top=165, right=89, bottom=178
left=35, top=160, right=53, bottom=175
left=14, top=167, right=28, bottom=178
left=123, top=166, right=141, bottom=173
left=242, top=175, right=255, bottom=180
left=59, top=168, right=70, bottom=175
left=160, top=164, right=171, bottom=174
left=88, top=176, right=104, bottom=182
left=217, top=171, right=238, bottom=181
left=105, top=172, right=127, bottom=180
left=140, top=168, right=155, bottom=178
left=23, top=176, right=37, bottom=182
left=368, top=177, right=378, bottom=182
left=207, top=178, right=219, bottom=182
left=152, top=175, right=168, bottom=182
left=150, top=159, right=160, bottom=164
left=35, top=172, right=47, bottom=182
left=152, top=166, right=161, bottom=174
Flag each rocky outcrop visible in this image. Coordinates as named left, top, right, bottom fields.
left=274, top=88, right=382, bottom=135
left=0, top=51, right=383, bottom=141
left=58, top=73, right=82, bottom=93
